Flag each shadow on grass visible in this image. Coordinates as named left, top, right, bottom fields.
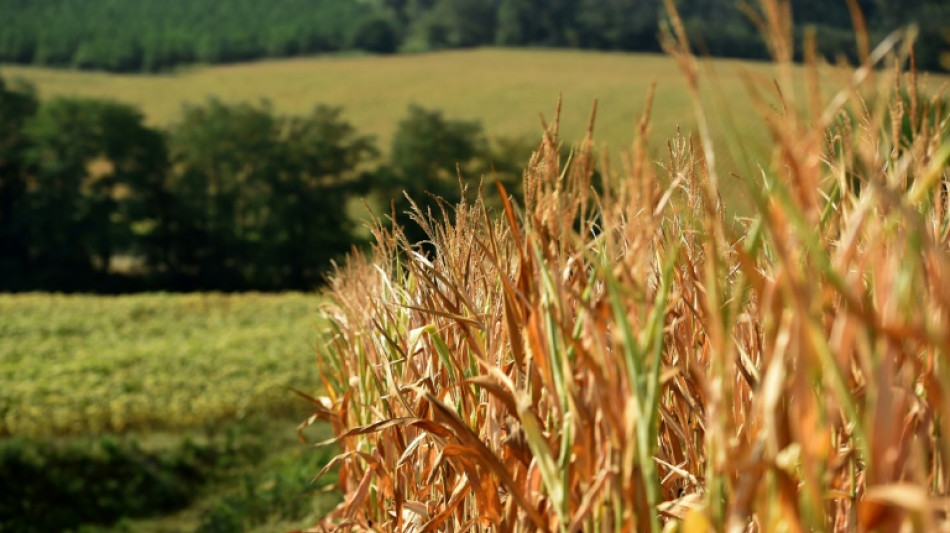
left=0, top=415, right=339, bottom=533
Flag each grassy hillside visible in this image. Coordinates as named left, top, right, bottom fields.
left=6, top=48, right=946, bottom=203
left=1, top=49, right=702, bottom=139
left=0, top=50, right=854, bottom=171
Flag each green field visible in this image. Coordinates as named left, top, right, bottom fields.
left=0, top=293, right=338, bottom=532
left=0, top=292, right=324, bottom=437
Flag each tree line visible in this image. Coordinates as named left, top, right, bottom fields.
left=1, top=0, right=946, bottom=73
left=0, top=76, right=528, bottom=291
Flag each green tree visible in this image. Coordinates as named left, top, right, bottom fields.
left=268, top=106, right=377, bottom=286
left=165, top=99, right=279, bottom=287
left=166, top=100, right=375, bottom=288
left=0, top=76, right=39, bottom=283
left=22, top=98, right=167, bottom=283
left=0, top=0, right=946, bottom=72
left=575, top=0, right=659, bottom=51
left=350, top=15, right=402, bottom=53
left=387, top=105, right=489, bottom=240
left=495, top=0, right=537, bottom=45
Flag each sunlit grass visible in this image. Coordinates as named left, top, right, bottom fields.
left=0, top=293, right=323, bottom=437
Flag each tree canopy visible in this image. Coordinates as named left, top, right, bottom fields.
left=0, top=76, right=525, bottom=291
left=1, top=0, right=945, bottom=72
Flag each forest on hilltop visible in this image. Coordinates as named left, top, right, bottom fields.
left=0, top=0, right=947, bottom=72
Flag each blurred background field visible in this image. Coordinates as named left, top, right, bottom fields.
left=5, top=48, right=948, bottom=205
left=7, top=49, right=946, bottom=167
left=0, top=293, right=337, bottom=532
left=0, top=293, right=321, bottom=437
left=2, top=49, right=750, bottom=150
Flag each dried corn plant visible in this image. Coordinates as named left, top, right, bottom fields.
left=300, top=1, right=950, bottom=531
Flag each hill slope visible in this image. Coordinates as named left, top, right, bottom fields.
left=0, top=50, right=804, bottom=171
left=4, top=48, right=947, bottom=211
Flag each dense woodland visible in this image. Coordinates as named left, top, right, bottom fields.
left=0, top=0, right=947, bottom=72
left=0, top=76, right=526, bottom=291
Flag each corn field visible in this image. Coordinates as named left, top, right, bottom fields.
left=301, top=1, right=950, bottom=531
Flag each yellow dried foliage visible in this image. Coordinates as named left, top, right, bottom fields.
left=306, top=4, right=950, bottom=531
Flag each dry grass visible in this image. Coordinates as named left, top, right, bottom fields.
left=303, top=6, right=950, bottom=532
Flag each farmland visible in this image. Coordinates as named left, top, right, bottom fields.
left=0, top=49, right=835, bottom=175
left=0, top=292, right=323, bottom=437
left=5, top=48, right=948, bottom=215
left=3, top=41, right=950, bottom=532
left=1, top=49, right=761, bottom=139
left=0, top=292, right=338, bottom=531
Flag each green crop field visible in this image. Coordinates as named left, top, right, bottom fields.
left=0, top=292, right=340, bottom=532
left=0, top=292, right=323, bottom=437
